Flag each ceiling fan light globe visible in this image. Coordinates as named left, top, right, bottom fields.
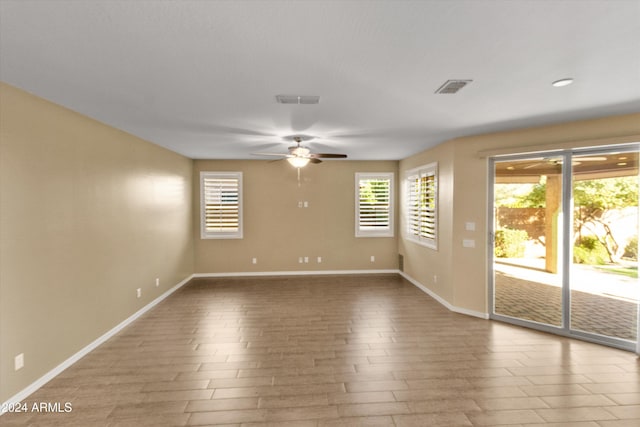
left=287, top=157, right=311, bottom=168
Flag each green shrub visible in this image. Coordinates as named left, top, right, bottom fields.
left=494, top=228, right=528, bottom=258
left=623, top=235, right=638, bottom=261
left=573, top=236, right=608, bottom=265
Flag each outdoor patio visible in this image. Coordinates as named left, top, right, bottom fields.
left=494, top=262, right=638, bottom=341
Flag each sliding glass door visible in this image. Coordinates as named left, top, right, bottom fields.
left=490, top=145, right=639, bottom=351
left=570, top=150, right=638, bottom=344
left=492, top=155, right=564, bottom=328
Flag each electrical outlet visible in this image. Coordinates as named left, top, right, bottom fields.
left=304, top=256, right=309, bottom=263
left=136, top=288, right=141, bottom=298
left=298, top=201, right=303, bottom=208
left=303, top=201, right=309, bottom=208
left=252, top=257, right=257, bottom=264
left=155, top=278, right=160, bottom=287
left=14, top=353, right=24, bottom=371
left=370, top=255, right=375, bottom=263
left=317, top=256, right=322, bottom=263
left=298, top=257, right=303, bottom=264
left=433, top=275, right=438, bottom=284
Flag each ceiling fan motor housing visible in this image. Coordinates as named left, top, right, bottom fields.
left=290, top=146, right=311, bottom=157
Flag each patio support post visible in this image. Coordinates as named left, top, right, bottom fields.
left=545, top=174, right=562, bottom=274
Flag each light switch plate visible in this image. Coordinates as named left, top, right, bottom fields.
left=15, top=353, right=24, bottom=371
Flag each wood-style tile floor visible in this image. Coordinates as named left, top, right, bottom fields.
left=2, top=274, right=639, bottom=426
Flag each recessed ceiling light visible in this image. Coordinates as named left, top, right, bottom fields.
left=552, top=78, right=574, bottom=87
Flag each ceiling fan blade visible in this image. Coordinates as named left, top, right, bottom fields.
left=251, top=143, right=283, bottom=152
left=523, top=162, right=543, bottom=169
left=310, top=158, right=323, bottom=164
left=206, top=125, right=277, bottom=137
left=251, top=152, right=288, bottom=157
left=310, top=153, right=348, bottom=159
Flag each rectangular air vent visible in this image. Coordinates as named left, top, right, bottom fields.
left=276, top=95, right=320, bottom=104
left=434, top=80, right=472, bottom=94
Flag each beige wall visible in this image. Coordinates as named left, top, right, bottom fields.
left=398, top=142, right=455, bottom=302
left=0, top=83, right=194, bottom=402
left=400, top=113, right=640, bottom=315
left=194, top=160, right=399, bottom=273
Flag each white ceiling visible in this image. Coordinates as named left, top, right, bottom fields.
left=1, top=0, right=639, bottom=160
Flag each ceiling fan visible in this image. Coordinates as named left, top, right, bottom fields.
left=521, top=156, right=608, bottom=170
left=252, top=135, right=347, bottom=168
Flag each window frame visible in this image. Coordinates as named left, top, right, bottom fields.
left=200, top=171, right=243, bottom=239
left=404, top=162, right=438, bottom=249
left=355, top=172, right=394, bottom=238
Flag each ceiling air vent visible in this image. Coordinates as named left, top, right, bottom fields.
left=276, top=95, right=320, bottom=104
left=434, top=80, right=472, bottom=94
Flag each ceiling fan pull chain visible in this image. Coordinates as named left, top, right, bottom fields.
left=297, top=167, right=301, bottom=187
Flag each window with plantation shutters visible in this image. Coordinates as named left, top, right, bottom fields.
left=405, top=163, right=437, bottom=249
left=200, top=172, right=243, bottom=239
left=356, top=173, right=394, bottom=237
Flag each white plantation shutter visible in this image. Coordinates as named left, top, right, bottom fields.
left=420, top=172, right=436, bottom=241
left=407, top=173, right=421, bottom=237
left=405, top=163, right=437, bottom=248
left=356, top=173, right=394, bottom=237
left=200, top=172, right=243, bottom=239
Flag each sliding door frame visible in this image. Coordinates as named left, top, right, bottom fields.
left=488, top=144, right=639, bottom=352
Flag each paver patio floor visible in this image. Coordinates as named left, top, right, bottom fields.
left=494, top=267, right=638, bottom=341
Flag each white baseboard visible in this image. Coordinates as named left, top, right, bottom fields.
left=0, top=274, right=194, bottom=414
left=196, top=269, right=488, bottom=319
left=399, top=271, right=489, bottom=319
left=193, top=269, right=399, bottom=278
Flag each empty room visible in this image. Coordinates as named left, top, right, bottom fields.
left=1, top=1, right=639, bottom=426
